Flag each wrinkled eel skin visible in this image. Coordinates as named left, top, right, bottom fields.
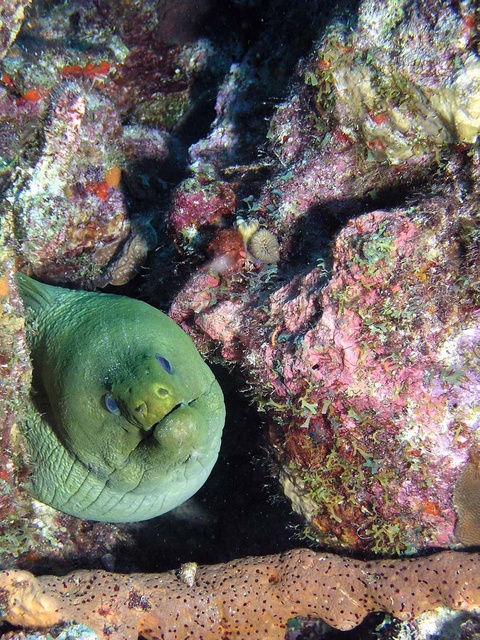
left=16, top=273, right=225, bottom=522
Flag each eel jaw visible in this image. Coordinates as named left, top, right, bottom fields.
left=118, top=392, right=186, bottom=433
left=137, top=401, right=185, bottom=440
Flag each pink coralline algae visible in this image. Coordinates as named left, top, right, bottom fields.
left=171, top=201, right=480, bottom=555
left=167, top=0, right=480, bottom=555
left=169, top=176, right=237, bottom=239
left=271, top=209, right=478, bottom=553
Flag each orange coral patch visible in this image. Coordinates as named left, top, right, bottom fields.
left=369, top=112, right=388, bottom=125
left=2, top=550, right=480, bottom=637
left=60, top=64, right=84, bottom=77
left=421, top=500, right=441, bottom=517
left=86, top=180, right=110, bottom=202
left=1, top=73, right=15, bottom=88
left=20, top=88, right=49, bottom=102
left=61, top=61, right=111, bottom=79
left=105, top=166, right=121, bottom=188
left=0, top=273, right=9, bottom=297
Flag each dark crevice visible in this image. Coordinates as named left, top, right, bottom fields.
left=121, top=364, right=296, bottom=573
left=287, top=178, right=432, bottom=270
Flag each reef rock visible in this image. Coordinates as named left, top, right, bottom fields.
left=6, top=82, right=159, bottom=288
left=169, top=0, right=480, bottom=554
left=172, top=195, right=480, bottom=554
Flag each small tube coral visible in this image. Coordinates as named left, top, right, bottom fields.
left=235, top=216, right=280, bottom=264
left=248, top=227, right=280, bottom=264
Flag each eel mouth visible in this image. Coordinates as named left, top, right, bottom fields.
left=119, top=393, right=188, bottom=433
left=121, top=378, right=219, bottom=442
left=137, top=401, right=185, bottom=439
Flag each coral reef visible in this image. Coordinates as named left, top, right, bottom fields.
left=453, top=449, right=480, bottom=546
left=1, top=550, right=480, bottom=639
left=0, top=250, right=34, bottom=561
left=169, top=176, right=237, bottom=242
left=316, top=0, right=480, bottom=159
left=0, top=0, right=293, bottom=571
left=164, top=0, right=480, bottom=555
left=254, top=0, right=480, bottom=253
left=0, top=0, right=479, bottom=602
left=172, top=198, right=480, bottom=554
left=0, top=0, right=233, bottom=289
left=4, top=624, right=99, bottom=640
left=206, top=228, right=246, bottom=274
left=7, top=82, right=157, bottom=288
left=167, top=0, right=480, bottom=556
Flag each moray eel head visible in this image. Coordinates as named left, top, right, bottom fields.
left=17, top=274, right=225, bottom=523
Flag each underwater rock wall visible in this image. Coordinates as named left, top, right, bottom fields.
left=168, top=0, right=480, bottom=554
left=171, top=197, right=480, bottom=554
left=0, top=0, right=478, bottom=587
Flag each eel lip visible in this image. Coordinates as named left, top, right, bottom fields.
left=138, top=401, right=184, bottom=439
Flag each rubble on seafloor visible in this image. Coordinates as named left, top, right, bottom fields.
left=0, top=0, right=479, bottom=638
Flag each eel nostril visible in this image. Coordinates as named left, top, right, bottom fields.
left=135, top=401, right=147, bottom=414
left=156, top=387, right=169, bottom=398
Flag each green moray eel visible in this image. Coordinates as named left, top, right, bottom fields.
left=16, top=273, right=225, bottom=523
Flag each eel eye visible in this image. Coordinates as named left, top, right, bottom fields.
left=104, top=393, right=121, bottom=415
left=155, top=354, right=173, bottom=374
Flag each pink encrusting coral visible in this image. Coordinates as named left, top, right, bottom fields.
left=1, top=550, right=480, bottom=639
left=171, top=202, right=480, bottom=554
left=168, top=0, right=480, bottom=555
left=268, top=208, right=479, bottom=552
left=169, top=176, right=237, bottom=237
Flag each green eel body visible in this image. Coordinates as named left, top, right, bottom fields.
left=16, top=274, right=225, bottom=523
